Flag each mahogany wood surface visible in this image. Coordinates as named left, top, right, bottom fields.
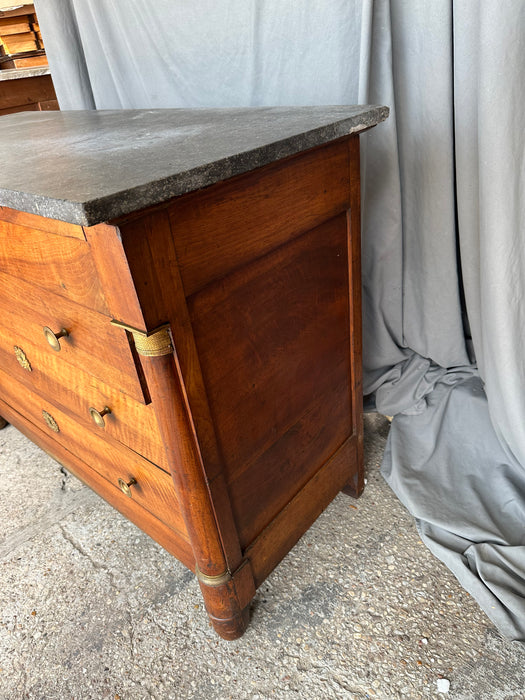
left=135, top=350, right=256, bottom=637
left=246, top=435, right=359, bottom=587
left=0, top=269, right=148, bottom=403
left=0, top=397, right=194, bottom=567
left=0, top=323, right=166, bottom=469
left=0, top=367, right=187, bottom=539
left=136, top=349, right=233, bottom=577
left=197, top=559, right=255, bottom=640
left=167, top=139, right=352, bottom=297
left=114, top=210, right=246, bottom=574
left=0, top=135, right=364, bottom=639
left=188, top=213, right=353, bottom=548
left=0, top=206, right=85, bottom=239
left=345, top=136, right=365, bottom=497
left=115, top=211, right=227, bottom=480
left=84, top=222, right=148, bottom=332
left=0, top=218, right=109, bottom=313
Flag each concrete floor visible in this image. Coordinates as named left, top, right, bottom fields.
left=1, top=414, right=525, bottom=700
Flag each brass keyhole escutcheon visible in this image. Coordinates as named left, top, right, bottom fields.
left=43, top=326, right=69, bottom=352
left=89, top=405, right=111, bottom=428
left=14, top=345, right=32, bottom=371
left=42, top=409, right=59, bottom=433
left=118, top=477, right=136, bottom=497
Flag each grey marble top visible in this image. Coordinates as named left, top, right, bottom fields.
left=0, top=106, right=388, bottom=226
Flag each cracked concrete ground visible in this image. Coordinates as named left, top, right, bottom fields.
left=1, top=414, right=525, bottom=700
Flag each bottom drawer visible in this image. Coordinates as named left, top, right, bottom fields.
left=0, top=368, right=189, bottom=547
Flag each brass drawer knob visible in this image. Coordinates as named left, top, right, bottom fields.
left=118, top=477, right=137, bottom=497
left=89, top=405, right=111, bottom=428
left=43, top=326, right=69, bottom=352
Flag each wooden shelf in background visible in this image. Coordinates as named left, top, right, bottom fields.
left=0, top=71, right=57, bottom=114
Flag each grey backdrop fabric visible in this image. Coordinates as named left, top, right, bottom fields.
left=34, top=0, right=525, bottom=640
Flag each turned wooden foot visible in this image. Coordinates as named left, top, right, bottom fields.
left=208, top=603, right=251, bottom=640
left=0, top=417, right=7, bottom=429
left=197, top=560, right=255, bottom=640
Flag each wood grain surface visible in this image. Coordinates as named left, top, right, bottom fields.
left=0, top=367, right=187, bottom=540
left=0, top=396, right=194, bottom=567
left=0, top=135, right=365, bottom=639
left=0, top=207, right=84, bottom=239
left=168, top=139, right=352, bottom=296
left=189, top=214, right=353, bottom=548
left=0, top=217, right=109, bottom=313
left=0, top=269, right=148, bottom=403
left=0, top=319, right=166, bottom=469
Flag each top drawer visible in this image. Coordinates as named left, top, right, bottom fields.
left=0, top=214, right=109, bottom=314
left=0, top=270, right=147, bottom=405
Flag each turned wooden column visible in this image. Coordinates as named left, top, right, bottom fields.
left=125, top=324, right=255, bottom=639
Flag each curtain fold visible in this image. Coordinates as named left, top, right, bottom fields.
left=34, top=0, right=525, bottom=640
left=454, top=2, right=525, bottom=468
left=35, top=0, right=95, bottom=109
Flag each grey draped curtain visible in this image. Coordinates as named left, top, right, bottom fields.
left=34, top=0, right=525, bottom=640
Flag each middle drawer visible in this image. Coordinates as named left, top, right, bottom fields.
left=0, top=274, right=168, bottom=471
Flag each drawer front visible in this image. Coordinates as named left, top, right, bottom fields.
left=0, top=216, right=109, bottom=314
left=0, top=270, right=147, bottom=404
left=0, top=272, right=168, bottom=468
left=0, top=328, right=168, bottom=471
left=0, top=367, right=186, bottom=539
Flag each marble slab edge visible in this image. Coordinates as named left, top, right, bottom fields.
left=0, top=105, right=389, bottom=227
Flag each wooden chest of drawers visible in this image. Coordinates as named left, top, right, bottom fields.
left=0, top=106, right=387, bottom=638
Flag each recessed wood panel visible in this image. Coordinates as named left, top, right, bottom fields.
left=0, top=125, right=367, bottom=639
left=169, top=140, right=351, bottom=296
left=246, top=435, right=359, bottom=586
left=188, top=214, right=353, bottom=547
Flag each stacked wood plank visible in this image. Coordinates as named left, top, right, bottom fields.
left=0, top=4, right=47, bottom=70
left=0, top=3, right=57, bottom=114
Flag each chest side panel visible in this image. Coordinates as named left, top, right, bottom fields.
left=117, top=139, right=362, bottom=556
left=187, top=213, right=353, bottom=547
left=110, top=138, right=363, bottom=584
